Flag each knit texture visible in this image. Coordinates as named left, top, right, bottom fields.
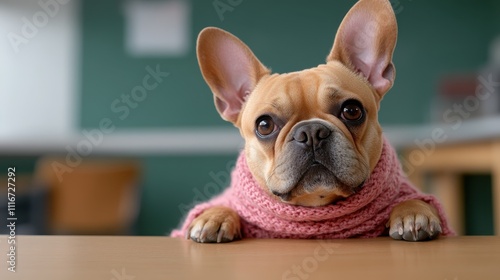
left=171, top=137, right=454, bottom=239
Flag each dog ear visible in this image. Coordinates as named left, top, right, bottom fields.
left=327, top=0, right=397, bottom=99
left=197, top=27, right=270, bottom=124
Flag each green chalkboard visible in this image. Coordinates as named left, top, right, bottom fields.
left=81, top=0, right=497, bottom=129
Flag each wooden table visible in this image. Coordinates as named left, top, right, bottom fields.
left=1, top=236, right=499, bottom=280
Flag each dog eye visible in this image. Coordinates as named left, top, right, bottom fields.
left=256, top=115, right=276, bottom=137
left=341, top=101, right=364, bottom=121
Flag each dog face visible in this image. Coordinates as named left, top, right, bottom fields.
left=197, top=0, right=397, bottom=206
left=239, top=63, right=384, bottom=206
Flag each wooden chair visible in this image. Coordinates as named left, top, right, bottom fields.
left=404, top=139, right=500, bottom=235
left=34, top=158, right=141, bottom=235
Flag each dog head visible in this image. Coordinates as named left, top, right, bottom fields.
left=197, top=0, right=397, bottom=206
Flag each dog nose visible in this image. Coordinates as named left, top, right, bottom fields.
left=292, top=122, right=331, bottom=149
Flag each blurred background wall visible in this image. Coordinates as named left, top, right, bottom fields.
left=1, top=0, right=499, bottom=235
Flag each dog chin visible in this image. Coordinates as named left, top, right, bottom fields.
left=269, top=171, right=365, bottom=207
left=268, top=162, right=366, bottom=207
left=274, top=188, right=348, bottom=207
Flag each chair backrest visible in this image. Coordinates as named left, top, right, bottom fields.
left=35, top=158, right=141, bottom=235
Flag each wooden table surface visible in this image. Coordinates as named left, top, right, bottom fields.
left=2, top=236, right=500, bottom=280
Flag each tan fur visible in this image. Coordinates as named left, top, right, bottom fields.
left=187, top=0, right=441, bottom=242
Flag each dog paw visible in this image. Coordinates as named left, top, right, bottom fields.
left=388, top=200, right=442, bottom=242
left=187, top=206, right=241, bottom=243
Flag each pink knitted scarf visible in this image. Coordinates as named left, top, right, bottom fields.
left=171, top=137, right=453, bottom=239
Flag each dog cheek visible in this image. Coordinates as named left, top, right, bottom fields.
left=330, top=145, right=369, bottom=187
left=269, top=149, right=306, bottom=190
left=245, top=144, right=273, bottom=188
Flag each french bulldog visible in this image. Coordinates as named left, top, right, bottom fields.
left=185, top=0, right=446, bottom=242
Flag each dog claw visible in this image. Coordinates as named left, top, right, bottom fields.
left=187, top=207, right=241, bottom=243
left=189, top=226, right=238, bottom=243
left=429, top=220, right=442, bottom=238
left=389, top=219, right=404, bottom=240
left=217, top=229, right=224, bottom=243
left=402, top=229, right=415, bottom=241
left=415, top=221, right=422, bottom=231
left=389, top=210, right=442, bottom=242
